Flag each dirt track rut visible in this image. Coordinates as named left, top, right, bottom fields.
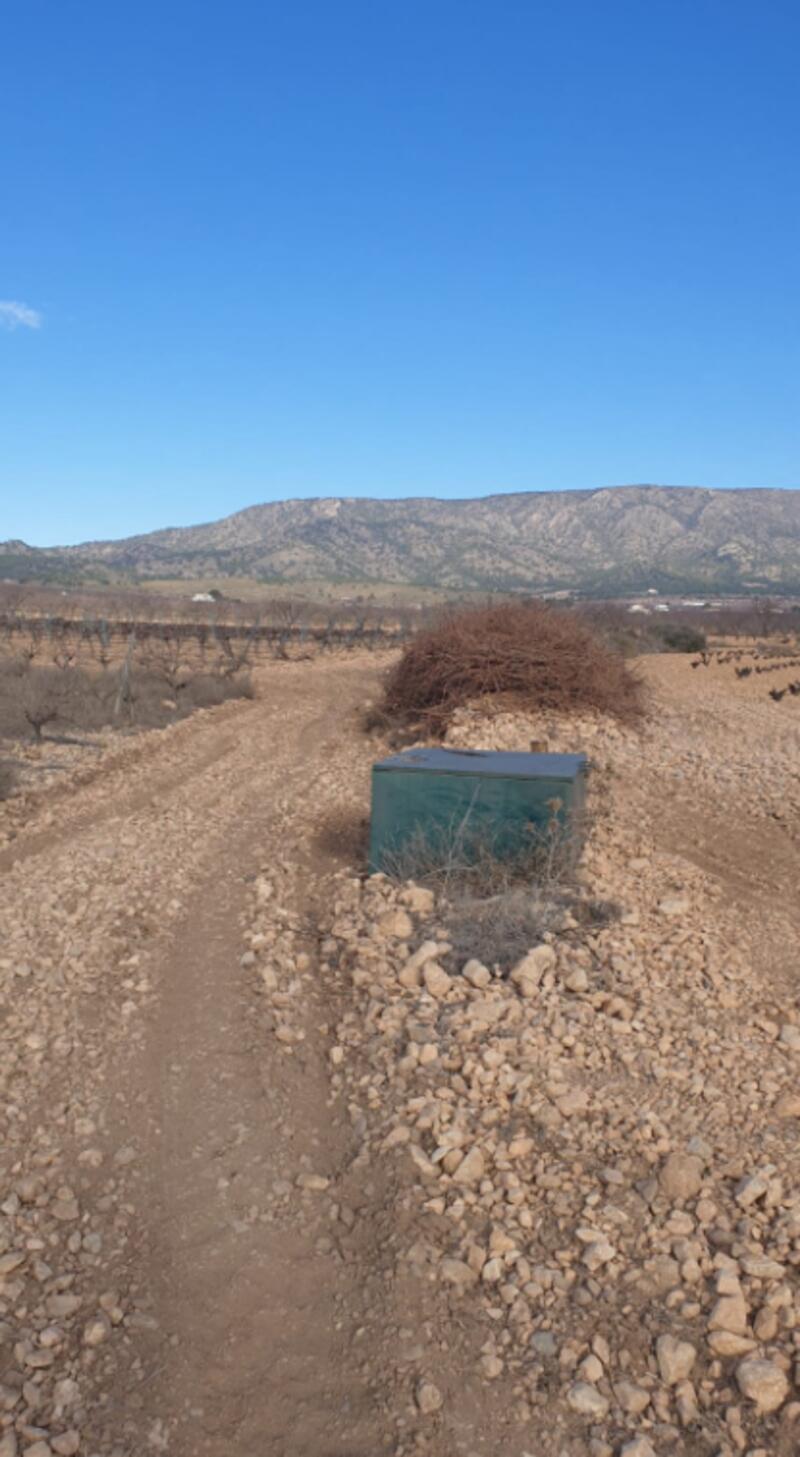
left=0, top=659, right=396, bottom=1457
left=3, top=652, right=800, bottom=1457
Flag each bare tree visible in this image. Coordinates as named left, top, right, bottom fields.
left=22, top=669, right=64, bottom=741
left=114, top=631, right=137, bottom=721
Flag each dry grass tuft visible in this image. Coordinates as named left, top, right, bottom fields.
left=382, top=601, right=644, bottom=732
left=382, top=815, right=615, bottom=974
left=0, top=657, right=253, bottom=742
left=0, top=758, right=16, bottom=801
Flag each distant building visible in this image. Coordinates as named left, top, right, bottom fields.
left=192, top=592, right=215, bottom=603
left=628, top=603, right=650, bottom=614
left=653, top=603, right=670, bottom=612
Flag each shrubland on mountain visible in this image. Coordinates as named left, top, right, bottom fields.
left=2, top=484, right=799, bottom=594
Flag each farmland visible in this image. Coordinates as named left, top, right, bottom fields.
left=1, top=602, right=800, bottom=1457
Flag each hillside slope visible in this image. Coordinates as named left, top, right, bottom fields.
left=2, top=485, right=799, bottom=593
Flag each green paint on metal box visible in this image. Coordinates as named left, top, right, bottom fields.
left=369, top=747, right=587, bottom=873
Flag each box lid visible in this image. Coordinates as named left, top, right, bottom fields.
left=372, top=747, right=587, bottom=780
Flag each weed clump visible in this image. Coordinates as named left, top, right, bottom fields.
left=0, top=758, right=15, bottom=800
left=382, top=601, right=643, bottom=732
left=382, top=818, right=615, bottom=974
left=653, top=623, right=707, bottom=654
left=0, top=658, right=253, bottom=742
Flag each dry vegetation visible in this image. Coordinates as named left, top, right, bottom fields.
left=0, top=581, right=413, bottom=755
left=0, top=636, right=255, bottom=745
left=382, top=600, right=645, bottom=731
left=0, top=579, right=418, bottom=645
left=1, top=602, right=800, bottom=1457
left=381, top=817, right=613, bottom=974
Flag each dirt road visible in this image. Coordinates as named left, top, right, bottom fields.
left=1, top=658, right=405, bottom=1457
left=2, top=652, right=800, bottom=1457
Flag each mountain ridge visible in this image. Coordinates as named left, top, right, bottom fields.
left=2, top=485, right=799, bottom=595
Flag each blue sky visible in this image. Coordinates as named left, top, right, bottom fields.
left=2, top=1, right=798, bottom=546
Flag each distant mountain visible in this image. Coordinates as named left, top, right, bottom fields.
left=2, top=486, right=800, bottom=595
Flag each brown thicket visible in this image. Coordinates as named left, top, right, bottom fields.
left=0, top=657, right=253, bottom=742
left=383, top=601, right=644, bottom=730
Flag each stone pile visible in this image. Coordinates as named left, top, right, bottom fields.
left=288, top=699, right=800, bottom=1455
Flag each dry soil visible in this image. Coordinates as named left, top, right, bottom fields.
left=1, top=652, right=799, bottom=1457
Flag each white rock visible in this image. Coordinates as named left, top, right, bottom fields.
left=556, top=1087, right=589, bottom=1117
left=51, top=1435, right=81, bottom=1457
left=620, top=1439, right=657, bottom=1457
left=613, top=1381, right=650, bottom=1415
left=376, top=908, right=414, bottom=940
left=481, top=1257, right=504, bottom=1284
left=734, top=1172, right=769, bottom=1207
left=423, top=962, right=452, bottom=999
left=462, top=958, right=491, bottom=987
left=452, top=1146, right=485, bottom=1184
left=416, top=1379, right=443, bottom=1414
left=708, top=1331, right=757, bottom=1357
left=656, top=1334, right=696, bottom=1385
left=296, top=1173, right=330, bottom=1191
left=400, top=885, right=435, bottom=913
left=736, top=1357, right=789, bottom=1413
left=708, top=1293, right=749, bottom=1335
left=0, top=1251, right=26, bottom=1276
left=440, top=1258, right=477, bottom=1289
left=583, top=1239, right=616, bottom=1272
left=740, top=1256, right=784, bottom=1279
left=47, top=1293, right=82, bottom=1318
left=579, top=1353, right=604, bottom=1383
left=658, top=896, right=690, bottom=916
left=510, top=945, right=555, bottom=995
left=82, top=1312, right=112, bottom=1346
left=659, top=1152, right=704, bottom=1202
left=399, top=939, right=441, bottom=987
left=567, top=1382, right=609, bottom=1418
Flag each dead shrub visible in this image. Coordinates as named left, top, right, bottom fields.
left=181, top=671, right=253, bottom=710
left=0, top=758, right=16, bottom=800
left=382, top=817, right=614, bottom=974
left=0, top=658, right=28, bottom=738
left=313, top=806, right=371, bottom=865
left=380, top=811, right=579, bottom=892
left=21, top=667, right=69, bottom=741
left=443, top=884, right=615, bottom=974
left=0, top=656, right=254, bottom=740
left=382, top=601, right=644, bottom=731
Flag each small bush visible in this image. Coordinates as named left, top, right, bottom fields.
left=21, top=667, right=69, bottom=740
left=382, top=601, right=644, bottom=731
left=0, top=758, right=16, bottom=800
left=444, top=883, right=616, bottom=974
left=182, top=671, right=254, bottom=710
left=382, top=818, right=614, bottom=974
left=652, top=624, right=707, bottom=654
left=0, top=657, right=254, bottom=740
left=380, top=812, right=578, bottom=893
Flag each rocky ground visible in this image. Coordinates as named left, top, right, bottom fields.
left=0, top=652, right=799, bottom=1457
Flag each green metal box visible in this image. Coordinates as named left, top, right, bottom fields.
left=369, top=747, right=587, bottom=873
